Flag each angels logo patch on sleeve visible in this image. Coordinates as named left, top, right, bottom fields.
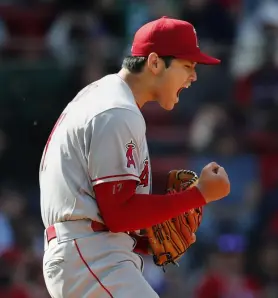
left=139, top=158, right=149, bottom=187
left=126, top=140, right=136, bottom=168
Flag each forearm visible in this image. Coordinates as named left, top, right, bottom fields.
left=94, top=180, right=206, bottom=233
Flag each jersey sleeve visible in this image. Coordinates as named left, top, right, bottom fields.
left=86, top=108, right=145, bottom=187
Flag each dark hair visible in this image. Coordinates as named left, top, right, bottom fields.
left=122, top=56, right=175, bottom=73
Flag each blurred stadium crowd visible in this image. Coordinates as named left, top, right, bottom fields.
left=0, top=0, right=278, bottom=297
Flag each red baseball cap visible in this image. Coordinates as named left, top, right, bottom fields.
left=131, top=16, right=220, bottom=65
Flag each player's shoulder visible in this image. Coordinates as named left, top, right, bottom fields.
left=70, top=74, right=143, bottom=119
left=94, top=107, right=146, bottom=134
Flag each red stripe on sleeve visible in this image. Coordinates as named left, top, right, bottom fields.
left=91, top=174, right=139, bottom=183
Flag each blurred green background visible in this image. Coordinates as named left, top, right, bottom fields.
left=1, top=0, right=278, bottom=297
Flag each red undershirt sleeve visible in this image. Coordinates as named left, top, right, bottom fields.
left=93, top=180, right=206, bottom=233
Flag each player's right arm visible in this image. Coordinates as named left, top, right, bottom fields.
left=94, top=165, right=229, bottom=233
left=88, top=109, right=230, bottom=233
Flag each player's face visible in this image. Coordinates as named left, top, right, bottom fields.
left=152, top=58, right=197, bottom=110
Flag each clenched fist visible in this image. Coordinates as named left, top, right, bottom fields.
left=197, top=162, right=230, bottom=203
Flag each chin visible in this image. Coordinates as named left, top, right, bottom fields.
left=159, top=101, right=175, bottom=111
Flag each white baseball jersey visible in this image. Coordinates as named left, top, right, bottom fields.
left=40, top=74, right=151, bottom=228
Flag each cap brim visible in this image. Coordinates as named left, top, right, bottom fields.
left=176, top=51, right=221, bottom=65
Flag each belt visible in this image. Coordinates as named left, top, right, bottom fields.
left=46, top=221, right=109, bottom=243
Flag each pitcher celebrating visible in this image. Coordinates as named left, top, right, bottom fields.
left=40, top=16, right=230, bottom=298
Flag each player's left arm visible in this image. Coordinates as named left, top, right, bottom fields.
left=90, top=109, right=206, bottom=233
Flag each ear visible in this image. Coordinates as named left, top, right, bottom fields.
left=146, top=52, right=165, bottom=75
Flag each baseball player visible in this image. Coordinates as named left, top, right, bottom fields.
left=40, top=16, right=230, bottom=298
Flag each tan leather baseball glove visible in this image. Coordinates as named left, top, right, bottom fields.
left=143, top=169, right=203, bottom=270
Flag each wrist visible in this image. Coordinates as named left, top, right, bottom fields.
left=194, top=185, right=208, bottom=204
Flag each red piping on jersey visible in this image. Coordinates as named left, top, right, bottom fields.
left=91, top=173, right=139, bottom=183
left=74, top=239, right=114, bottom=298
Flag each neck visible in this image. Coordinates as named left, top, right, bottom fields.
left=118, top=68, right=153, bottom=108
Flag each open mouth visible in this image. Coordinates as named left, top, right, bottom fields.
left=177, top=81, right=193, bottom=96
left=177, top=87, right=184, bottom=96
